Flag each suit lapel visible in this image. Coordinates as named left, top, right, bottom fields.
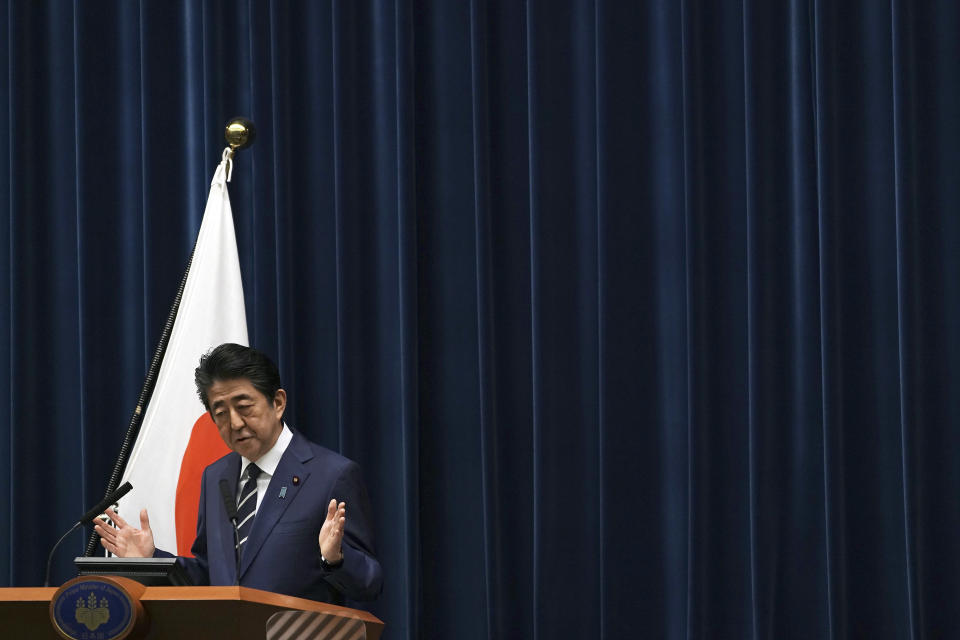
left=238, top=432, right=315, bottom=578
left=217, top=454, right=242, bottom=583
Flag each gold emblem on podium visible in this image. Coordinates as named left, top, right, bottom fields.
left=74, top=591, right=110, bottom=631
left=51, top=576, right=144, bottom=640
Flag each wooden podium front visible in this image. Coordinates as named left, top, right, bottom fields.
left=0, top=585, right=384, bottom=639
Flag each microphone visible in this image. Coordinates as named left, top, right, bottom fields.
left=44, top=481, right=135, bottom=587
left=219, top=479, right=241, bottom=584
left=80, top=481, right=133, bottom=525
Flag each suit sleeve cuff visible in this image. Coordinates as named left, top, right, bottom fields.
left=320, top=552, right=343, bottom=572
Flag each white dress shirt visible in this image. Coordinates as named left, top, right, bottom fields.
left=237, top=423, right=293, bottom=512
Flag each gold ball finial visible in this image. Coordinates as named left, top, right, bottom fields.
left=225, top=117, right=256, bottom=152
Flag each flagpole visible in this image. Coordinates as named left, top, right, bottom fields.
left=82, top=118, right=256, bottom=558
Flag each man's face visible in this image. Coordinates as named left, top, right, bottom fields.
left=208, top=378, right=286, bottom=462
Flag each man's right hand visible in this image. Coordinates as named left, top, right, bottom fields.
left=94, top=508, right=156, bottom=557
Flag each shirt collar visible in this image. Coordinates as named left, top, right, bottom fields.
left=240, top=423, right=292, bottom=479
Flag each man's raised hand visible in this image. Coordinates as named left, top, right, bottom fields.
left=94, top=508, right=156, bottom=558
left=318, top=499, right=346, bottom=564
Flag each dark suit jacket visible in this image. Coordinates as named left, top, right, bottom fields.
left=159, top=430, right=383, bottom=603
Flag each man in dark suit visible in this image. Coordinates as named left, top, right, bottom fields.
left=95, top=344, right=382, bottom=604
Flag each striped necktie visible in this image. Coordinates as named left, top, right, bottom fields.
left=236, top=464, right=262, bottom=555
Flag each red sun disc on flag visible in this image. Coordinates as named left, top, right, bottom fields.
left=174, top=413, right=231, bottom=556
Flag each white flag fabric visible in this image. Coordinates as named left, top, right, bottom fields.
left=117, top=150, right=248, bottom=555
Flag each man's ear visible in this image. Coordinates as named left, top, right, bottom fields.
left=273, top=388, right=287, bottom=419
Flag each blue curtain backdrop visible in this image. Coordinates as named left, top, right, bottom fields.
left=2, top=1, right=959, bottom=638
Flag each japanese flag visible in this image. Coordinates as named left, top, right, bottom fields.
left=117, top=150, right=247, bottom=555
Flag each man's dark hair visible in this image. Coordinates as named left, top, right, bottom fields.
left=195, top=343, right=283, bottom=410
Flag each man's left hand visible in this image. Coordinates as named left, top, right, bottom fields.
left=319, top=499, right=346, bottom=564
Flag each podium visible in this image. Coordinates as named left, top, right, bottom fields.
left=0, top=583, right=384, bottom=639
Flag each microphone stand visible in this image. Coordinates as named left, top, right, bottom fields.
left=219, top=479, right=241, bottom=585
left=44, top=523, right=82, bottom=587
left=46, top=482, right=133, bottom=586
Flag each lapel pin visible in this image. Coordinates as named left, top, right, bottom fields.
left=292, top=475, right=300, bottom=486
left=279, top=486, right=287, bottom=499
